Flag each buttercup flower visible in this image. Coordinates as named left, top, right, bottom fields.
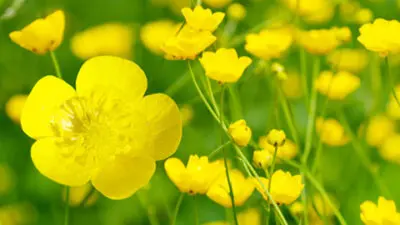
left=228, top=119, right=252, bottom=147
left=202, top=208, right=261, bottom=225
left=296, top=28, right=342, bottom=55
left=332, top=27, right=352, bottom=43
left=327, top=49, right=368, bottom=73
left=9, top=10, right=65, bottom=54
left=281, top=0, right=334, bottom=24
left=358, top=18, right=400, bottom=57
left=290, top=202, right=304, bottom=216
left=180, top=104, right=194, bottom=126
left=203, top=0, right=232, bottom=8
left=316, top=118, right=349, bottom=146
left=141, top=20, right=181, bottom=55
left=71, top=23, right=134, bottom=59
left=162, top=25, right=216, bottom=60
left=199, top=48, right=252, bottom=83
left=253, top=150, right=273, bottom=169
left=267, top=129, right=286, bottom=147
left=207, top=169, right=254, bottom=208
left=259, top=137, right=298, bottom=161
left=63, top=184, right=98, bottom=207
left=21, top=56, right=182, bottom=199
left=281, top=72, right=303, bottom=99
left=355, top=8, right=373, bottom=24
left=182, top=6, right=225, bottom=32
left=379, top=134, right=400, bottom=164
left=360, top=197, right=400, bottom=225
left=386, top=85, right=400, bottom=119
left=5, top=94, right=27, bottom=124
left=365, top=115, right=395, bottom=147
left=164, top=155, right=224, bottom=194
left=315, top=70, right=360, bottom=100
left=254, top=170, right=303, bottom=205
left=245, top=28, right=293, bottom=60
left=227, top=3, right=246, bottom=21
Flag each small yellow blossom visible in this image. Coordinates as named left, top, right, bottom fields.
left=386, top=85, right=400, bottom=119
left=207, top=169, right=254, bottom=208
left=165, top=155, right=224, bottom=194
left=379, top=134, right=400, bottom=164
left=228, top=119, right=252, bottom=147
left=310, top=194, right=338, bottom=219
left=254, top=170, right=303, bottom=205
left=63, top=184, right=98, bottom=207
left=281, top=72, right=303, bottom=99
left=70, top=23, right=134, bottom=60
left=259, top=137, right=298, bottom=161
left=203, top=0, right=232, bottom=8
left=281, top=0, right=334, bottom=24
left=358, top=18, right=400, bottom=57
left=290, top=202, right=304, bottom=216
left=315, top=70, right=360, bottom=100
left=271, top=63, right=288, bottom=81
left=253, top=150, right=273, bottom=169
left=355, top=8, right=374, bottom=24
left=141, top=20, right=181, bottom=55
left=0, top=164, right=14, bottom=196
left=21, top=56, right=182, bottom=199
left=182, top=6, right=225, bottom=32
left=296, top=28, right=347, bottom=55
left=199, top=48, right=252, bottom=83
left=332, top=27, right=352, bottom=43
left=365, top=115, right=395, bottom=147
left=180, top=104, right=194, bottom=126
left=9, top=10, right=65, bottom=54
left=267, top=129, right=286, bottom=147
left=162, top=25, right=216, bottom=60
left=5, top=94, right=27, bottom=124
left=0, top=203, right=37, bottom=225
left=227, top=3, right=246, bottom=21
left=327, top=49, right=368, bottom=73
left=245, top=29, right=293, bottom=60
left=316, top=118, right=349, bottom=146
left=360, top=197, right=400, bottom=225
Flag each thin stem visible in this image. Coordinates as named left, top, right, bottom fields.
left=311, top=139, right=323, bottom=174
left=50, top=51, right=63, bottom=79
left=227, top=85, right=243, bottom=120
left=165, top=72, right=191, bottom=96
left=64, top=186, right=70, bottom=225
left=299, top=48, right=309, bottom=108
left=137, top=191, right=160, bottom=225
left=79, top=186, right=96, bottom=207
left=208, top=141, right=232, bottom=158
left=385, top=56, right=400, bottom=107
left=206, top=77, right=220, bottom=116
left=266, top=146, right=279, bottom=225
left=170, top=193, right=185, bottom=225
left=193, top=195, right=199, bottom=225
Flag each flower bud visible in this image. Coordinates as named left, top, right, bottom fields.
left=253, top=150, right=273, bottom=169
left=228, top=119, right=252, bottom=147
left=267, top=129, right=286, bottom=147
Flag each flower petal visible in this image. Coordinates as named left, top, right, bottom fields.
left=164, top=158, right=185, bottom=190
left=140, top=94, right=182, bottom=160
left=21, top=76, right=76, bottom=139
left=76, top=56, right=147, bottom=103
left=92, top=156, right=155, bottom=200
left=31, top=138, right=91, bottom=186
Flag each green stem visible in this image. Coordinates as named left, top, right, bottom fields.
left=300, top=48, right=309, bottom=108
left=311, top=139, right=324, bottom=174
left=385, top=56, right=400, bottom=107
left=165, top=72, right=190, bottom=96
left=170, top=193, right=185, bottom=225
left=227, top=85, right=243, bottom=120
left=206, top=77, right=220, bottom=116
left=64, top=186, right=70, bottom=225
left=266, top=146, right=279, bottom=225
left=193, top=195, right=199, bottom=225
left=50, top=51, right=63, bottom=79
left=79, top=186, right=96, bottom=207
left=137, top=191, right=160, bottom=225
left=208, top=141, right=232, bottom=158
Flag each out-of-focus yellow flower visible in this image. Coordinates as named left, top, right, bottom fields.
left=169, top=0, right=190, bottom=14
left=245, top=28, right=293, bottom=60
left=358, top=18, right=400, bottom=57
left=310, top=194, right=338, bottom=219
left=182, top=6, right=225, bottom=32
left=202, top=208, right=261, bottom=225
left=199, top=48, right=252, bottom=83
left=315, top=70, right=360, bottom=100
left=365, top=115, right=395, bottom=147
left=9, top=10, right=64, bottom=54
left=281, top=72, right=303, bottom=99
left=71, top=23, right=134, bottom=60
left=296, top=28, right=347, bottom=55
left=360, top=197, right=400, bottom=225
left=259, top=137, right=298, bottom=161
left=228, top=119, right=252, bottom=147
left=254, top=170, right=303, bottom=205
left=339, top=2, right=373, bottom=25
left=387, top=86, right=400, bottom=119
left=141, top=20, right=181, bottom=55
left=162, top=25, right=216, bottom=60
left=165, top=155, right=224, bottom=194
left=5, top=94, right=27, bottom=124
left=227, top=3, right=246, bottom=21
left=21, top=56, right=182, bottom=200
left=332, top=27, right=352, bottom=43
left=316, top=118, right=349, bottom=146
left=266, top=129, right=286, bottom=147
left=253, top=150, right=273, bottom=169
left=379, top=134, right=400, bottom=164
left=0, top=164, right=14, bottom=196
left=180, top=104, right=194, bottom=126
left=63, top=184, right=98, bottom=207
left=207, top=169, right=254, bottom=208
left=355, top=8, right=374, bottom=24
left=203, top=0, right=232, bottom=8
left=327, top=49, right=368, bottom=73
left=281, top=0, right=334, bottom=24
left=290, top=202, right=304, bottom=216
left=0, top=203, right=37, bottom=225
left=271, top=63, right=288, bottom=81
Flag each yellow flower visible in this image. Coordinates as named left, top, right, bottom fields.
left=310, top=194, right=338, bottom=219
left=271, top=63, right=288, bottom=81
left=315, top=70, right=360, bottom=100
left=9, top=10, right=65, bottom=54
left=296, top=28, right=343, bottom=55
left=365, top=115, right=395, bottom=147
left=259, top=137, right=298, bottom=161
left=267, top=129, right=286, bottom=147
left=316, top=118, right=349, bottom=146
left=199, top=48, right=252, bottom=83
left=358, top=18, right=400, bottom=57
left=379, top=134, right=400, bottom=164
left=203, top=0, right=232, bottom=8
left=332, top=27, right=352, bottom=43
left=5, top=94, right=27, bottom=124
left=0, top=203, right=37, bottom=225
left=180, top=104, right=194, bottom=126
left=228, top=119, right=252, bottom=147
left=70, top=23, right=134, bottom=60
left=0, top=164, right=14, bottom=196
left=182, top=6, right=225, bottom=32
left=290, top=202, right=304, bottom=216
left=253, top=150, right=273, bottom=169
left=386, top=85, right=400, bottom=119
left=245, top=28, right=293, bottom=60
left=281, top=0, right=334, bottom=24
left=355, top=8, right=374, bottom=24
left=63, top=184, right=98, bottom=207
left=162, top=25, right=216, bottom=60
left=360, top=197, right=400, bottom=225
left=281, top=72, right=303, bottom=99
left=327, top=49, right=368, bottom=73
left=141, top=20, right=181, bottom=55
left=202, top=208, right=261, bottom=225
left=227, top=3, right=246, bottom=21
left=254, top=170, right=303, bottom=205
left=21, top=56, right=182, bottom=199
left=206, top=169, right=254, bottom=208
left=164, top=155, right=224, bottom=194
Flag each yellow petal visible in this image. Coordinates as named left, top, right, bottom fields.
left=92, top=156, right=155, bottom=200
left=76, top=56, right=147, bottom=104
left=164, top=158, right=185, bottom=191
left=21, top=76, right=76, bottom=139
left=140, top=94, right=182, bottom=160
left=31, top=138, right=92, bottom=186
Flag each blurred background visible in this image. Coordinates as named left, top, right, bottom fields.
left=1, top=0, right=400, bottom=224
